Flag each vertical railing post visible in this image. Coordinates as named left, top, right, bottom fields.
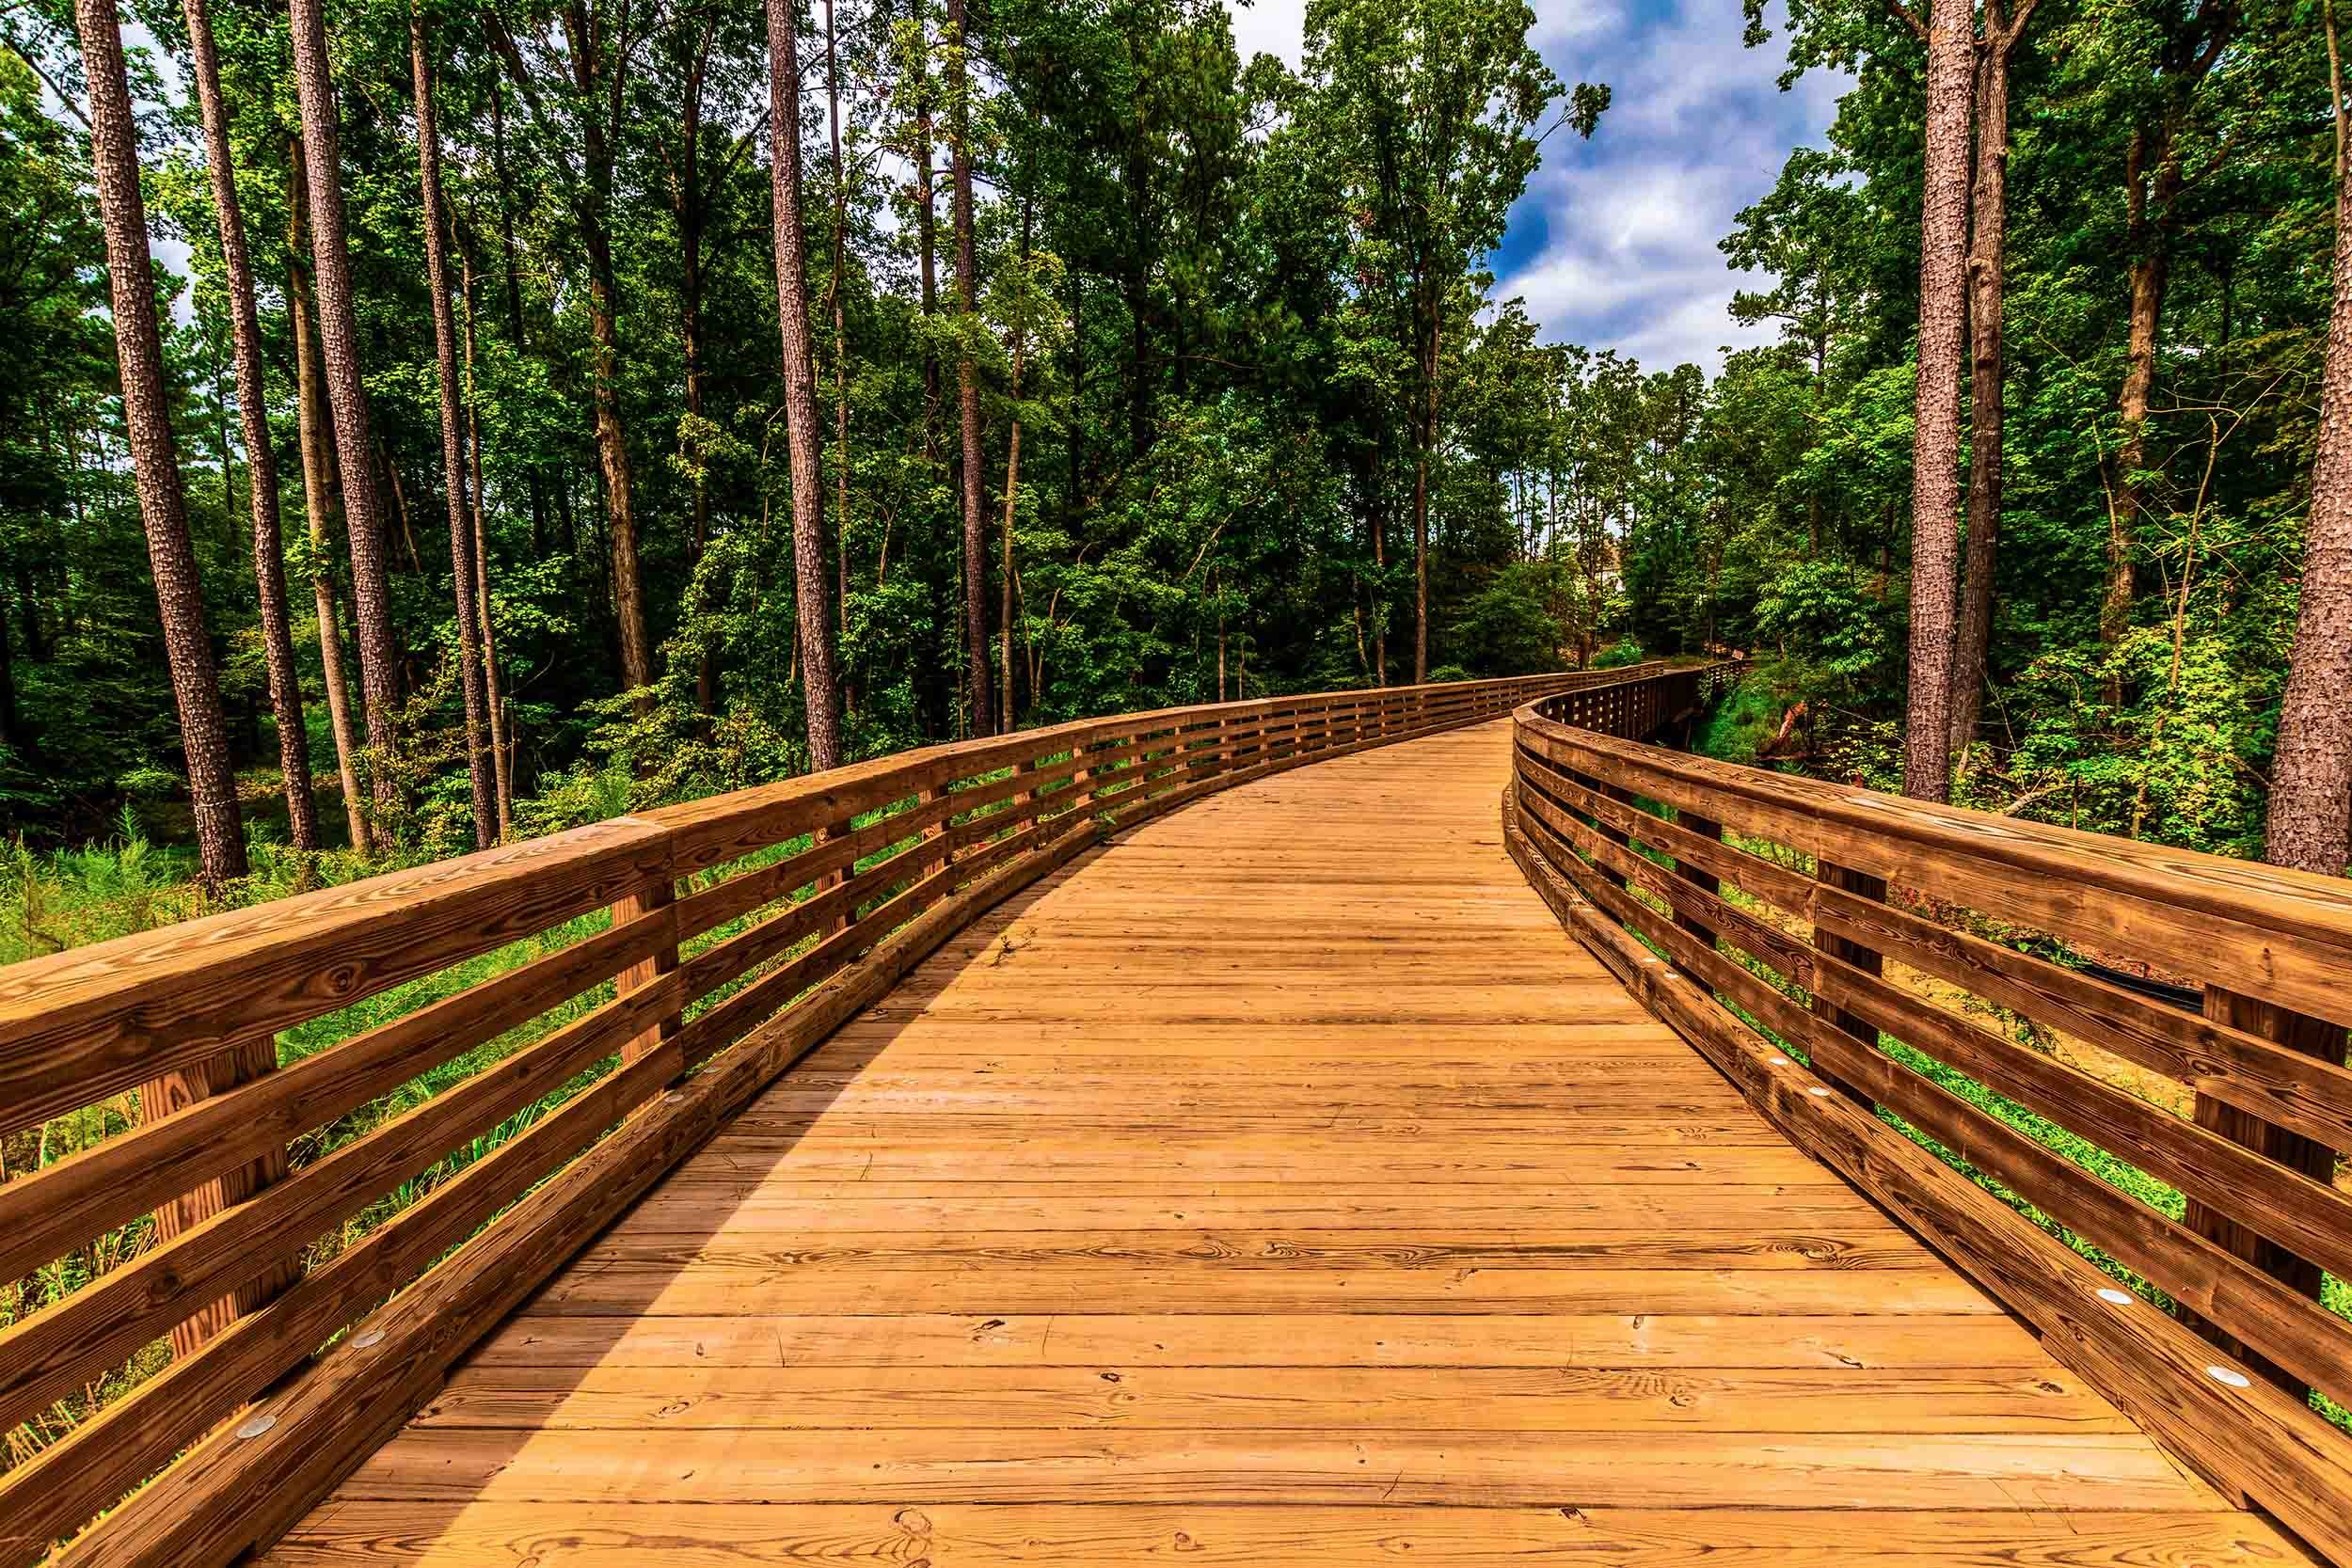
left=612, top=841, right=684, bottom=1077
left=916, top=783, right=951, bottom=881
left=2183, top=987, right=2347, bottom=1400
left=138, top=1039, right=297, bottom=1357
left=1809, top=860, right=1883, bottom=1106
left=1066, top=737, right=1098, bottom=821
left=1010, top=754, right=1040, bottom=836
left=1674, top=807, right=1723, bottom=951
left=817, top=813, right=854, bottom=936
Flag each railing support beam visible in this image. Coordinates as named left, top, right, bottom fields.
left=2185, top=984, right=2348, bottom=1402
left=1809, top=860, right=1883, bottom=1110
left=137, top=1037, right=297, bottom=1358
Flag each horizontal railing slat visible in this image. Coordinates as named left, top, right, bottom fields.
left=0, top=903, right=676, bottom=1288
left=0, top=819, right=673, bottom=1135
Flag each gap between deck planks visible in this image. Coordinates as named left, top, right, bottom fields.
left=261, top=719, right=2313, bottom=1567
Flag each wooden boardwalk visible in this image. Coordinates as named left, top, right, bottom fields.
left=262, top=720, right=2305, bottom=1565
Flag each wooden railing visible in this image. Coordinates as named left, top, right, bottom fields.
left=1507, top=689, right=2352, bottom=1568
left=0, top=664, right=1698, bottom=1567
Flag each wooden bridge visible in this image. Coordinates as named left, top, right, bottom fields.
left=4, top=662, right=2351, bottom=1565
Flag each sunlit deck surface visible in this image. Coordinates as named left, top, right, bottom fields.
left=262, top=721, right=2306, bottom=1566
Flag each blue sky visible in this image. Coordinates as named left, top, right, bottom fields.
left=1224, top=0, right=1847, bottom=371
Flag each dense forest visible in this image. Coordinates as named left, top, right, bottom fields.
left=3, top=0, right=2351, bottom=921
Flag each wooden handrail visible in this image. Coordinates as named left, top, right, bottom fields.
left=1506, top=687, right=2352, bottom=1568
left=0, top=662, right=1703, bottom=1568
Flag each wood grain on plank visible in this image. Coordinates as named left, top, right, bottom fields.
left=255, top=1503, right=2317, bottom=1568
left=474, top=1310, right=2052, bottom=1370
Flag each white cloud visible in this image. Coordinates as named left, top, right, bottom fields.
left=1223, top=0, right=1308, bottom=67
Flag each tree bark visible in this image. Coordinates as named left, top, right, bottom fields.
left=1371, top=465, right=1389, bottom=687
left=410, top=7, right=496, bottom=848
left=0, top=586, right=15, bottom=758
left=662, top=24, right=724, bottom=720
left=947, top=0, right=993, bottom=736
left=559, top=3, right=654, bottom=713
left=289, top=0, right=405, bottom=829
left=2267, top=77, right=2352, bottom=876
left=765, top=0, right=846, bottom=770
left=1949, top=17, right=2019, bottom=766
left=2105, top=124, right=2179, bottom=651
left=286, top=137, right=370, bottom=852
left=998, top=193, right=1032, bottom=733
left=459, top=245, right=515, bottom=839
left=825, top=0, right=852, bottom=657
left=1413, top=303, right=1437, bottom=685
left=1901, top=0, right=1974, bottom=802
left=74, top=0, right=248, bottom=892
left=913, top=0, right=941, bottom=418
left=183, top=0, right=318, bottom=853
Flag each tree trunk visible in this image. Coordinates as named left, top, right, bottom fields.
left=1901, top=0, right=1974, bottom=802
left=410, top=8, right=496, bottom=848
left=948, top=0, right=993, bottom=736
left=826, top=0, right=852, bottom=657
left=998, top=195, right=1031, bottom=732
left=459, top=245, right=515, bottom=839
left=1371, top=471, right=1389, bottom=687
left=289, top=0, right=405, bottom=830
left=564, top=24, right=653, bottom=716
left=2268, top=84, right=2352, bottom=876
left=75, top=0, right=248, bottom=892
left=1949, top=22, right=2016, bottom=767
left=667, top=29, right=722, bottom=721
left=184, top=0, right=318, bottom=853
left=913, top=0, right=941, bottom=421
left=286, top=137, right=369, bottom=852
left=1413, top=305, right=1438, bottom=685
left=2106, top=125, right=2181, bottom=650
left=0, top=587, right=15, bottom=758
left=766, top=0, right=846, bottom=771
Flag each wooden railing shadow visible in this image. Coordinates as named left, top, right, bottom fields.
left=0, top=664, right=1697, bottom=1568
left=1507, top=689, right=2352, bottom=1567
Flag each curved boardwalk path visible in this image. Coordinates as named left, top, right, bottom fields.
left=264, top=721, right=2304, bottom=1565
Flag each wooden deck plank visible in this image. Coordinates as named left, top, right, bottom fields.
left=414, top=1364, right=2138, bottom=1433
left=469, top=1311, right=2058, bottom=1370
left=262, top=719, right=2307, bottom=1566
left=260, top=1503, right=2313, bottom=1567
left=322, top=1428, right=2222, bottom=1510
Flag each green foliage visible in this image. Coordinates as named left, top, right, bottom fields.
left=1752, top=559, right=1899, bottom=684
left=1447, top=562, right=1574, bottom=676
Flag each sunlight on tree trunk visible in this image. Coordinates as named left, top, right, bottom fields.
left=183, top=0, right=318, bottom=854
left=289, top=0, right=406, bottom=829
left=766, top=0, right=845, bottom=771
left=2268, top=11, right=2352, bottom=878
left=1899, top=0, right=1973, bottom=802
left=73, top=0, right=247, bottom=892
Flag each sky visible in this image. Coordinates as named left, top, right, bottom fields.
left=1223, top=0, right=1848, bottom=372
